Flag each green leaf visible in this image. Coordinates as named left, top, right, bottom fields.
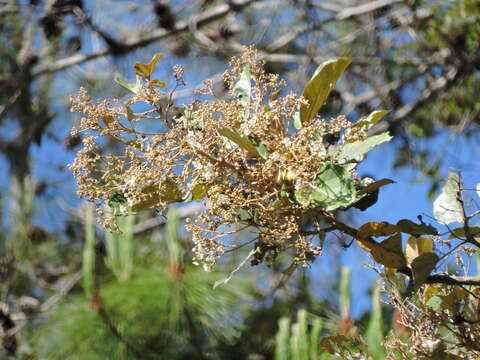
left=358, top=221, right=400, bottom=238
left=191, top=183, right=211, bottom=201
left=293, top=111, right=302, bottom=130
left=114, top=75, right=142, bottom=94
left=406, top=236, right=433, bottom=266
left=295, top=162, right=356, bottom=211
left=411, top=252, right=439, bottom=291
left=349, top=110, right=390, bottom=139
left=233, top=65, right=251, bottom=107
left=108, top=192, right=128, bottom=216
left=218, top=127, right=268, bottom=158
left=357, top=178, right=395, bottom=195
left=336, top=132, right=392, bottom=164
left=300, top=58, right=351, bottom=125
left=237, top=208, right=252, bottom=221
left=131, top=179, right=183, bottom=212
left=352, top=190, right=378, bottom=211
left=246, top=135, right=269, bottom=158
left=448, top=226, right=480, bottom=239
left=381, top=233, right=403, bottom=254
left=357, top=236, right=406, bottom=269
left=433, top=172, right=463, bottom=224
left=426, top=295, right=442, bottom=311
left=397, top=219, right=438, bottom=236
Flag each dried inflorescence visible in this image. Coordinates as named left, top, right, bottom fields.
left=70, top=47, right=386, bottom=270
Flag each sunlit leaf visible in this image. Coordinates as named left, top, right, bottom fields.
left=357, top=221, right=399, bottom=238
left=148, top=53, right=163, bottom=74
left=433, top=172, right=463, bottom=224
left=357, top=236, right=406, bottom=269
left=397, top=219, right=438, bottom=236
left=218, top=127, right=268, bottom=158
left=134, top=62, right=150, bottom=79
left=336, top=132, right=392, bottom=164
left=191, top=183, right=211, bottom=201
left=348, top=110, right=390, bottom=140
left=448, top=226, right=480, bottom=239
left=147, top=79, right=166, bottom=88
left=134, top=53, right=164, bottom=80
left=114, top=75, right=142, bottom=94
left=131, top=179, right=183, bottom=212
left=411, top=252, right=438, bottom=290
left=295, top=163, right=356, bottom=211
left=246, top=135, right=269, bottom=158
left=300, top=58, right=351, bottom=125
left=405, top=236, right=433, bottom=266
left=293, top=111, right=302, bottom=130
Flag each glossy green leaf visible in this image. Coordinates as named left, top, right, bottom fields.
left=433, top=172, right=463, bottom=224
left=300, top=58, right=351, bottom=125
left=411, top=252, right=439, bottom=291
left=336, top=132, right=392, bottom=164
left=295, top=162, right=356, bottom=211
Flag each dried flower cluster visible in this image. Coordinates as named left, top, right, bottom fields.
left=70, top=47, right=389, bottom=270
left=384, top=279, right=480, bottom=359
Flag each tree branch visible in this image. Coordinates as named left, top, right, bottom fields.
left=31, top=0, right=257, bottom=78
left=425, top=274, right=480, bottom=286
